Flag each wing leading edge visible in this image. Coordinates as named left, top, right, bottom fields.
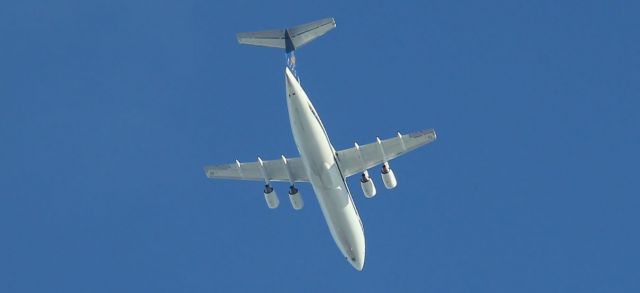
left=335, top=129, right=437, bottom=178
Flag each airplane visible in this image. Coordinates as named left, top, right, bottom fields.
left=204, top=18, right=437, bottom=271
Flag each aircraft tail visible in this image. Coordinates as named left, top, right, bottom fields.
left=237, top=18, right=336, bottom=53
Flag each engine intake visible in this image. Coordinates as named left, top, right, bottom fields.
left=288, top=185, right=304, bottom=210
left=381, top=163, right=397, bottom=189
left=360, top=172, right=377, bottom=198
left=263, top=184, right=280, bottom=209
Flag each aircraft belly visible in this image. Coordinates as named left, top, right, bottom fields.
left=289, top=102, right=335, bottom=186
left=286, top=67, right=365, bottom=270
left=292, top=108, right=365, bottom=268
left=311, top=180, right=365, bottom=262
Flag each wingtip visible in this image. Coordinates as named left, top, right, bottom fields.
left=203, top=167, right=213, bottom=178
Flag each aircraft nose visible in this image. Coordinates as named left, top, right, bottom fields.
left=347, top=245, right=365, bottom=271
left=349, top=256, right=364, bottom=271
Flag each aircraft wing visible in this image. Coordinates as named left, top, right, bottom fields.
left=204, top=157, right=309, bottom=182
left=335, top=129, right=437, bottom=178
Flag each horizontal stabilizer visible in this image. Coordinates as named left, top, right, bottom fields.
left=237, top=18, right=336, bottom=52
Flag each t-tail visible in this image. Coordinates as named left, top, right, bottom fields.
left=237, top=18, right=336, bottom=78
left=237, top=18, right=336, bottom=53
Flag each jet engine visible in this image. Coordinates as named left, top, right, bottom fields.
left=288, top=185, right=304, bottom=210
left=381, top=163, right=397, bottom=189
left=263, top=184, right=280, bottom=209
left=360, top=172, right=377, bottom=198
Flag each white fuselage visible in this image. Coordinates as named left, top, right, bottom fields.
left=285, top=68, right=365, bottom=271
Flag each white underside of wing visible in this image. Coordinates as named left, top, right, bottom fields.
left=335, top=129, right=437, bottom=178
left=204, top=157, right=309, bottom=182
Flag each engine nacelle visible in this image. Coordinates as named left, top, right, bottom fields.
left=381, top=163, right=397, bottom=189
left=263, top=184, right=280, bottom=209
left=360, top=172, right=377, bottom=198
left=288, top=185, right=304, bottom=210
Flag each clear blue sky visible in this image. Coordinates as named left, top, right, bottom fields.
left=1, top=0, right=639, bottom=292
